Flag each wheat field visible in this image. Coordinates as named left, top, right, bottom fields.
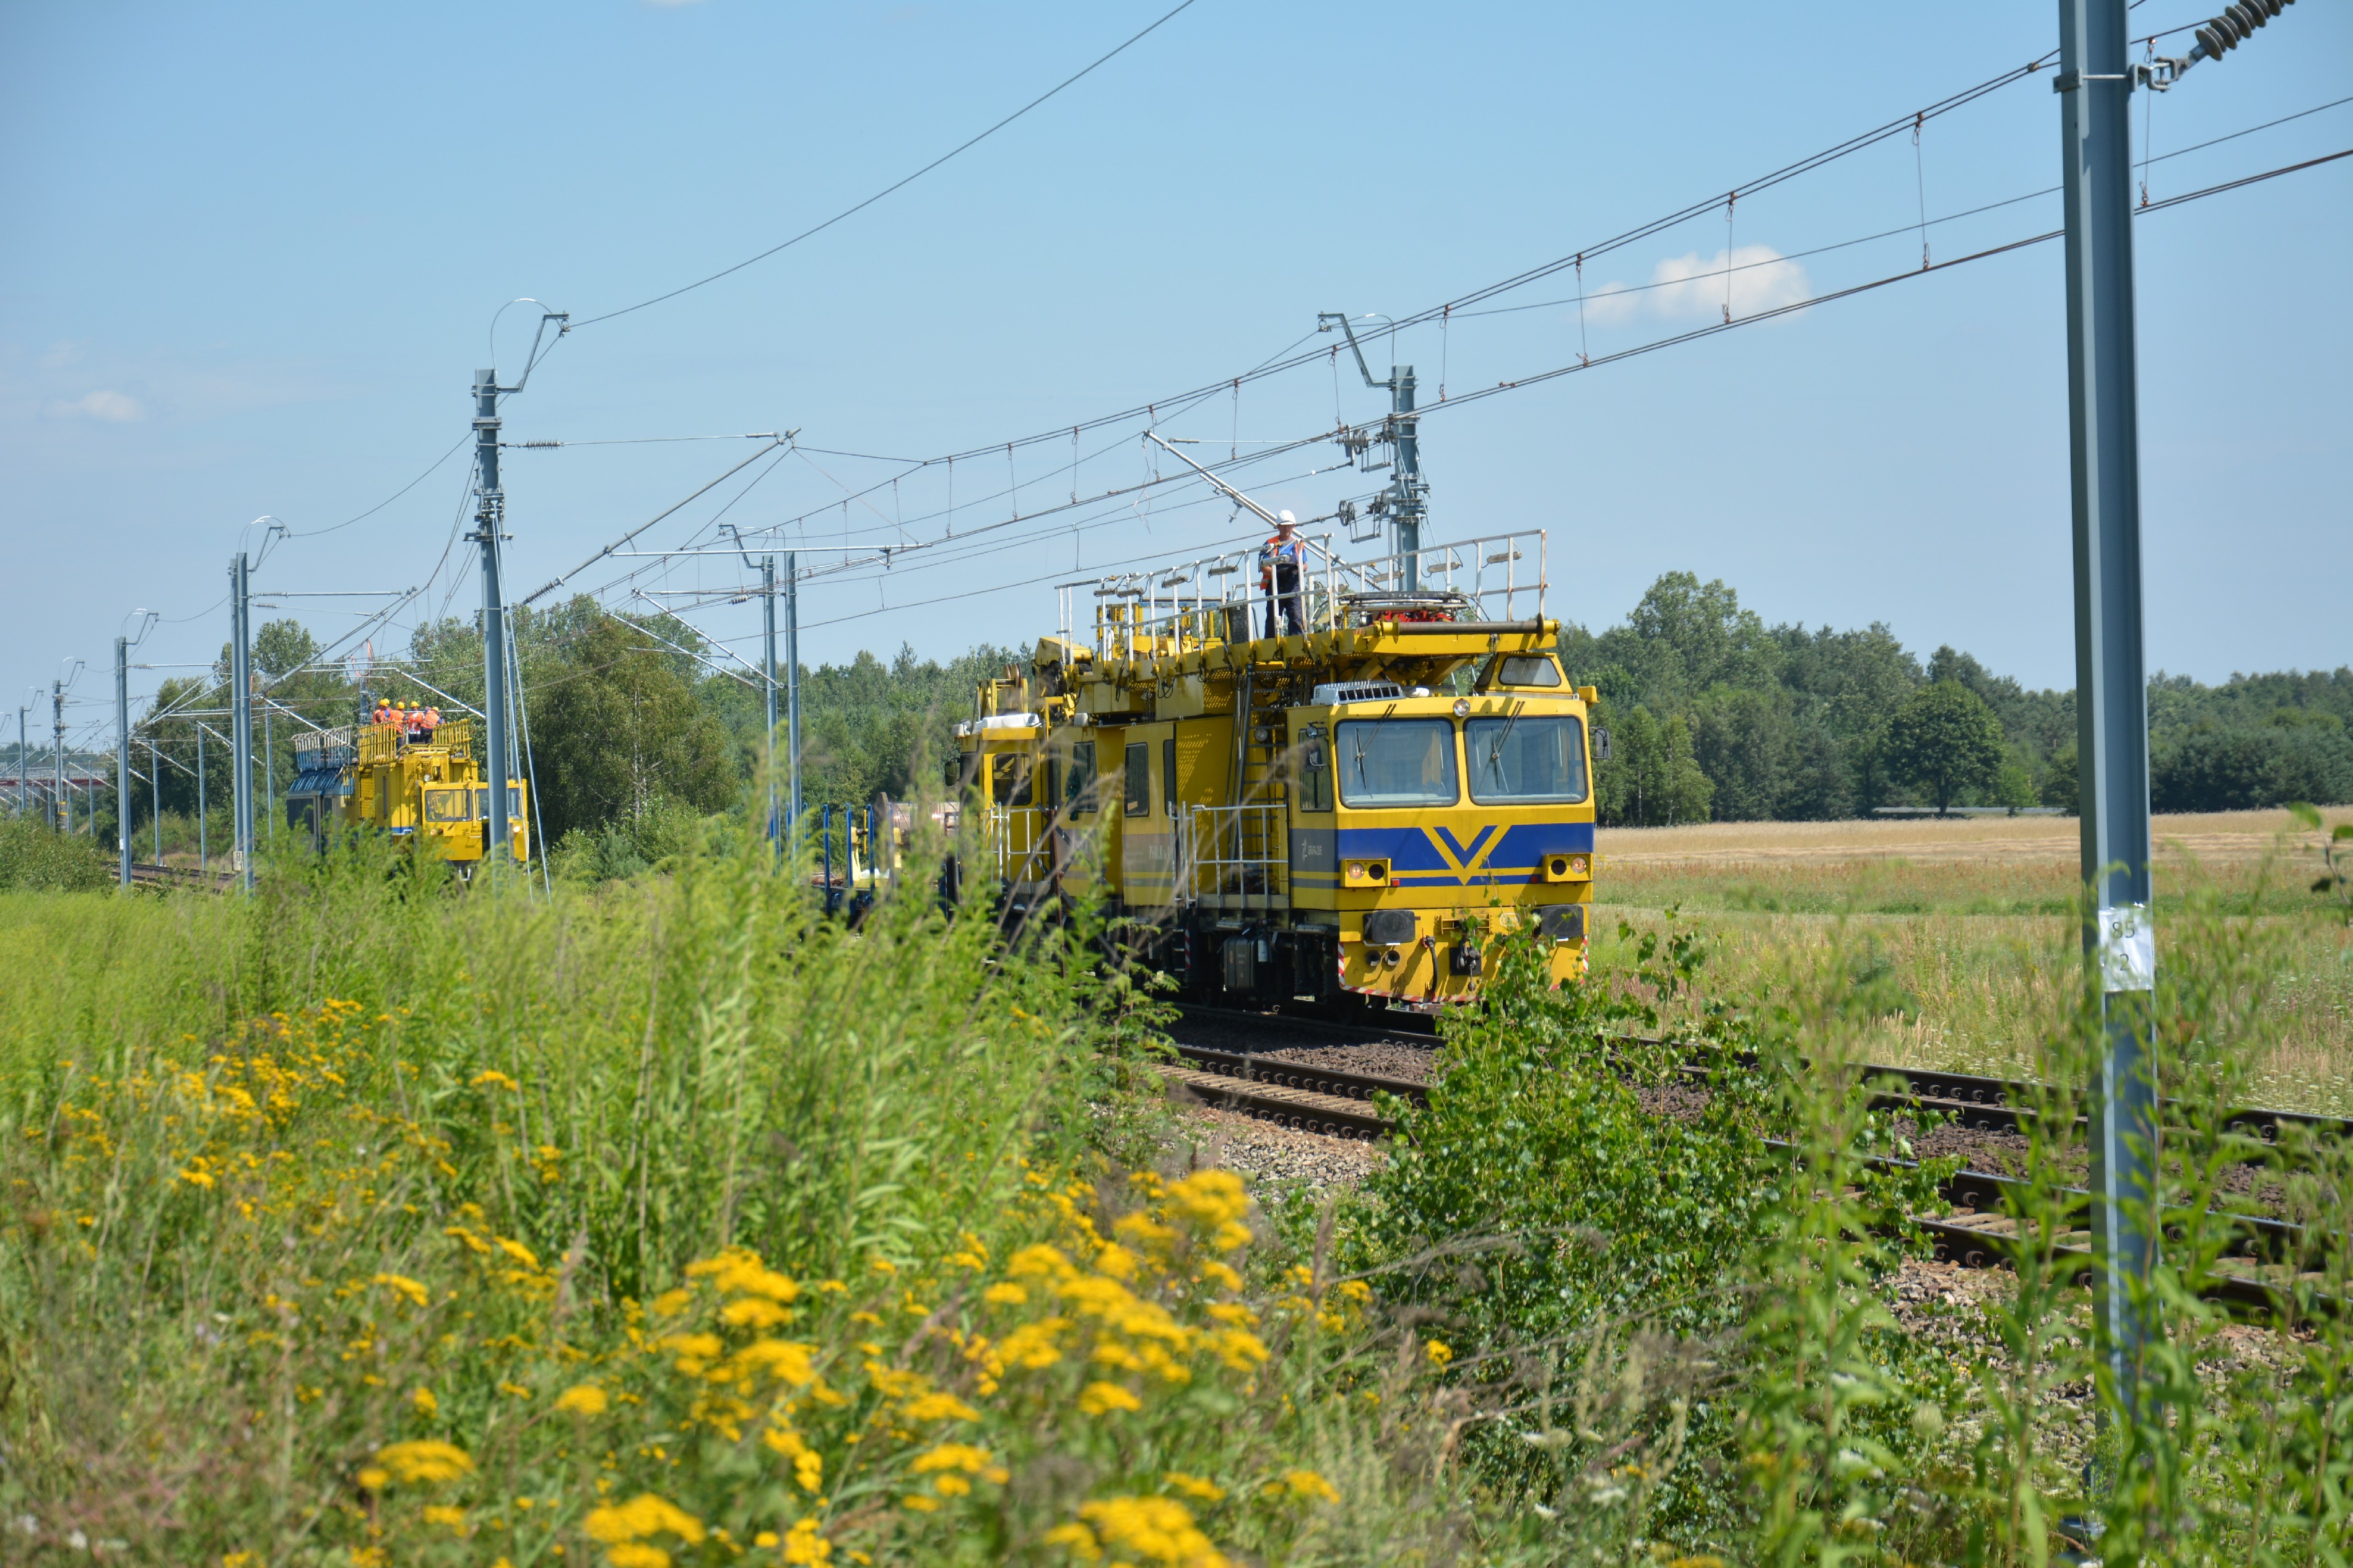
left=1591, top=807, right=2353, bottom=1113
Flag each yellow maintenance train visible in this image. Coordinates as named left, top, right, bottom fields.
left=954, top=517, right=1599, bottom=1011
left=287, top=716, right=530, bottom=874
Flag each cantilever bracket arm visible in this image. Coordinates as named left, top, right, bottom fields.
left=1317, top=311, right=1388, bottom=390
left=1144, top=433, right=1283, bottom=530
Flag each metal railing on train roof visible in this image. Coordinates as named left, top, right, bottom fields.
left=1053, top=529, right=1548, bottom=666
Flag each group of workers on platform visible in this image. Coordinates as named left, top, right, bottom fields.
left=370, top=700, right=441, bottom=741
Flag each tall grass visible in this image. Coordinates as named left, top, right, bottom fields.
left=7, top=815, right=2353, bottom=1563
left=0, top=830, right=1481, bottom=1564
left=1594, top=842, right=2353, bottom=1114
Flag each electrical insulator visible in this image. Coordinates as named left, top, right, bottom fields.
left=2197, top=0, right=2292, bottom=61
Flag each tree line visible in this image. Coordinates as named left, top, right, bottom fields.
left=115, top=595, right=1012, bottom=874
left=89, top=572, right=2353, bottom=870
left=1561, top=571, right=2353, bottom=826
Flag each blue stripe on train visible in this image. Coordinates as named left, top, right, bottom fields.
left=1335, top=820, right=1593, bottom=875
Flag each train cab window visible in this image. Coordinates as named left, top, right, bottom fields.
left=991, top=754, right=1033, bottom=807
left=1481, top=654, right=1562, bottom=689
left=472, top=785, right=524, bottom=820
left=424, top=787, right=471, bottom=823
left=1295, top=727, right=1333, bottom=812
left=1162, top=738, right=1178, bottom=818
left=1336, top=718, right=1459, bottom=808
left=1068, top=741, right=1096, bottom=816
left=1123, top=743, right=1149, bottom=816
left=1466, top=712, right=1589, bottom=803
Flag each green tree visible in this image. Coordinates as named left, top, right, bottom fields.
left=1882, top=680, right=2005, bottom=815
left=529, top=615, right=736, bottom=844
left=1690, top=687, right=1793, bottom=821
left=1594, top=704, right=1713, bottom=828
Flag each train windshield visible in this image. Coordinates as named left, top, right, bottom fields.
left=1336, top=718, right=1458, bottom=807
left=1466, top=713, right=1588, bottom=803
left=423, top=787, right=472, bottom=823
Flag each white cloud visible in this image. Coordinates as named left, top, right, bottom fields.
left=49, top=389, right=146, bottom=422
left=1572, top=244, right=1811, bottom=328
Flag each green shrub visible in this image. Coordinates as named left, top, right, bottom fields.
left=0, top=815, right=113, bottom=891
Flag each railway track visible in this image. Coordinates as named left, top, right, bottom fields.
left=1170, top=1004, right=2349, bottom=1143
left=128, top=862, right=236, bottom=892
left=1160, top=1004, right=2334, bottom=1313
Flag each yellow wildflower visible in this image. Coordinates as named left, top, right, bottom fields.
left=1076, top=1496, right=1229, bottom=1568
left=1268, top=1469, right=1339, bottom=1505
left=1042, top=1520, right=1102, bottom=1560
left=987, top=1315, right=1066, bottom=1374
left=584, top=1493, right=707, bottom=1548
left=911, top=1442, right=996, bottom=1475
left=373, top=1273, right=430, bottom=1308
left=469, top=1069, right=521, bottom=1091
left=781, top=1518, right=832, bottom=1564
left=1006, top=1244, right=1074, bottom=1280
left=1425, top=1339, right=1453, bottom=1368
left=688, top=1246, right=801, bottom=1302
left=649, top=1288, right=693, bottom=1318
left=982, top=1282, right=1028, bottom=1306
left=662, top=1332, right=723, bottom=1374
left=1077, top=1381, right=1142, bottom=1416
left=903, top=1392, right=980, bottom=1423
left=554, top=1384, right=609, bottom=1416
left=1212, top=1328, right=1269, bottom=1371
left=1163, top=1472, right=1225, bottom=1502
left=409, top=1386, right=440, bottom=1417
left=373, top=1439, right=474, bottom=1484
left=422, top=1504, right=468, bottom=1531
left=721, top=1296, right=793, bottom=1330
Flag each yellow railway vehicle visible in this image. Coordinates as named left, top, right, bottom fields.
left=287, top=717, right=531, bottom=873
left=954, top=521, right=1599, bottom=1011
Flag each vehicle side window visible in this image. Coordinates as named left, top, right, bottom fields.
left=1296, top=727, right=1333, bottom=812
left=1067, top=741, right=1095, bottom=816
left=1481, top=654, right=1563, bottom=688
left=1163, top=738, right=1178, bottom=817
left=1123, top=743, right=1149, bottom=816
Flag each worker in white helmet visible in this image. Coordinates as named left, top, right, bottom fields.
left=1258, top=510, right=1305, bottom=638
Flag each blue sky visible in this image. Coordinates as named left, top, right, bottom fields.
left=4, top=1, right=2347, bottom=747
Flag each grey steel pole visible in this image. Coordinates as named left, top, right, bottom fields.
left=115, top=635, right=131, bottom=887
left=15, top=707, right=25, bottom=818
left=2058, top=0, right=2157, bottom=1431
left=230, top=552, right=254, bottom=891
left=150, top=742, right=161, bottom=863
left=53, top=682, right=67, bottom=833
left=763, top=554, right=779, bottom=859
left=785, top=552, right=801, bottom=843
left=473, top=368, right=511, bottom=873
left=264, top=708, right=274, bottom=847
left=197, top=721, right=207, bottom=873
left=1392, top=364, right=1422, bottom=592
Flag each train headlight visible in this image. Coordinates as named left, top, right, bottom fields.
left=1452, top=697, right=1470, bottom=718
left=1344, top=859, right=1390, bottom=886
left=1540, top=854, right=1592, bottom=883
left=1382, top=946, right=1403, bottom=968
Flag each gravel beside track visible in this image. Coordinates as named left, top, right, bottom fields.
left=1163, top=1008, right=1441, bottom=1081
left=1163, top=1104, right=1386, bottom=1190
